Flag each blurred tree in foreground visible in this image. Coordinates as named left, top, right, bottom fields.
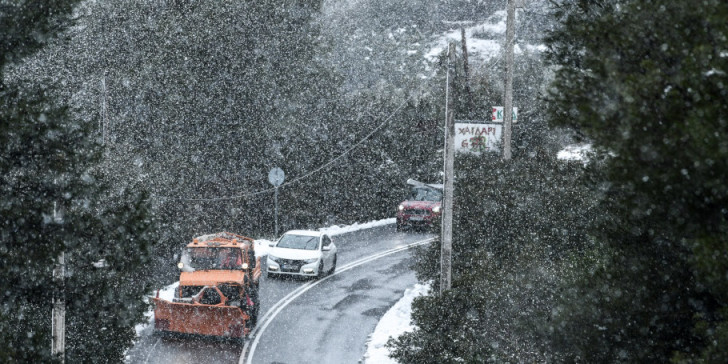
left=1, top=2, right=159, bottom=362
left=545, top=0, right=728, bottom=361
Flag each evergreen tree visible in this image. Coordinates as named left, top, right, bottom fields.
left=1, top=2, right=159, bottom=362
left=388, top=40, right=598, bottom=361
left=13, top=0, right=460, bottom=277
left=390, top=152, right=598, bottom=363
left=545, top=0, right=728, bottom=361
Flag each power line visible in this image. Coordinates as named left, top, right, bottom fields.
left=149, top=91, right=417, bottom=203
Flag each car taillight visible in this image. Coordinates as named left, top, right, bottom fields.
left=155, top=319, right=170, bottom=331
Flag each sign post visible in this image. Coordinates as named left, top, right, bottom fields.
left=268, top=168, right=285, bottom=238
left=441, top=43, right=456, bottom=294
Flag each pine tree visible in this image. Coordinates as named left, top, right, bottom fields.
left=390, top=152, right=599, bottom=363
left=1, top=2, right=159, bottom=362
left=545, top=0, right=728, bottom=361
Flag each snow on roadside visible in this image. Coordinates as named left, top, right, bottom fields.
left=362, top=283, right=431, bottom=364
left=134, top=282, right=178, bottom=338
left=254, top=238, right=274, bottom=258
left=255, top=217, right=396, bottom=257
left=557, top=143, right=592, bottom=162
left=319, top=217, right=395, bottom=236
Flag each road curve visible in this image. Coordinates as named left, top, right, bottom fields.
left=240, top=235, right=434, bottom=363
left=126, top=225, right=434, bottom=364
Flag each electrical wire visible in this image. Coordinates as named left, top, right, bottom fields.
left=149, top=89, right=419, bottom=203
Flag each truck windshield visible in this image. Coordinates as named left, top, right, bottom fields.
left=408, top=187, right=442, bottom=202
left=180, top=247, right=243, bottom=271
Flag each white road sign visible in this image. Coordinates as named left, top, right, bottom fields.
left=491, top=106, right=518, bottom=123
left=454, top=123, right=502, bottom=154
left=268, top=167, right=285, bottom=187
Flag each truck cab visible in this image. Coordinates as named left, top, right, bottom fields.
left=154, top=232, right=261, bottom=339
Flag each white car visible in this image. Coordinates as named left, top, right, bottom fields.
left=266, top=230, right=337, bottom=278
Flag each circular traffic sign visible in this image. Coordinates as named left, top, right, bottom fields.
left=268, top=167, right=285, bottom=187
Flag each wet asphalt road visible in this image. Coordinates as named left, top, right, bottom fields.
left=126, top=225, right=435, bottom=364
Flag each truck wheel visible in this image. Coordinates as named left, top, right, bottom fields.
left=251, top=284, right=259, bottom=328
left=251, top=303, right=259, bottom=328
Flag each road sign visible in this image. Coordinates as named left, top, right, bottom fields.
left=491, top=106, right=518, bottom=123
left=454, top=123, right=502, bottom=154
left=268, top=167, right=285, bottom=187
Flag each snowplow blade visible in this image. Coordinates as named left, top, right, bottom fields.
left=153, top=298, right=249, bottom=338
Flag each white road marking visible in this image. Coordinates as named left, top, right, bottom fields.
left=142, top=337, right=162, bottom=364
left=239, top=237, right=435, bottom=364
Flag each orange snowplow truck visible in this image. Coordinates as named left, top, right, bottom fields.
left=153, top=232, right=261, bottom=339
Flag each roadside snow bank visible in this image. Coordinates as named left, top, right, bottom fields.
left=558, top=143, right=592, bottom=162
left=254, top=238, right=274, bottom=258
left=319, top=217, right=395, bottom=236
left=255, top=217, right=395, bottom=257
left=362, top=283, right=431, bottom=364
left=134, top=282, right=178, bottom=338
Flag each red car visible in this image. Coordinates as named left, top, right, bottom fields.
left=396, top=181, right=443, bottom=232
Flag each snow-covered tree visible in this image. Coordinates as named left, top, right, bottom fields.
left=1, top=2, right=159, bottom=362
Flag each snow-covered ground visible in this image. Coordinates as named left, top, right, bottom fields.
left=254, top=217, right=396, bottom=258
left=135, top=282, right=178, bottom=338
left=426, top=10, right=545, bottom=64
left=426, top=11, right=506, bottom=62
left=361, top=283, right=431, bottom=364
left=557, top=143, right=592, bottom=162
left=319, top=217, right=396, bottom=236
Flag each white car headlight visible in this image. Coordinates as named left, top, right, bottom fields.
left=268, top=255, right=279, bottom=263
left=303, top=258, right=318, bottom=264
left=398, top=204, right=404, bottom=211
left=432, top=206, right=441, bottom=213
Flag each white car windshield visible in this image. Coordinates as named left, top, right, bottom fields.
left=276, top=235, right=319, bottom=250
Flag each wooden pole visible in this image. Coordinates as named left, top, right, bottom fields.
left=274, top=186, right=279, bottom=238
left=440, top=43, right=456, bottom=294
left=461, top=28, right=472, bottom=114
left=503, top=0, right=516, bottom=160
left=52, top=199, right=65, bottom=363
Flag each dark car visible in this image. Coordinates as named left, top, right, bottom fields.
left=396, top=182, right=443, bottom=232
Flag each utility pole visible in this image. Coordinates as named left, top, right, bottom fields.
left=267, top=167, right=285, bottom=238
left=440, top=43, right=456, bottom=294
left=51, top=202, right=65, bottom=363
left=101, top=75, right=107, bottom=145
left=460, top=28, right=472, bottom=113
left=503, top=0, right=516, bottom=160
left=274, top=187, right=279, bottom=237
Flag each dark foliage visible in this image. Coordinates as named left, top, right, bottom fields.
left=1, top=2, right=159, bottom=362
left=394, top=150, right=598, bottom=362
left=8, top=0, right=457, bottom=283
left=545, top=0, right=728, bottom=361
